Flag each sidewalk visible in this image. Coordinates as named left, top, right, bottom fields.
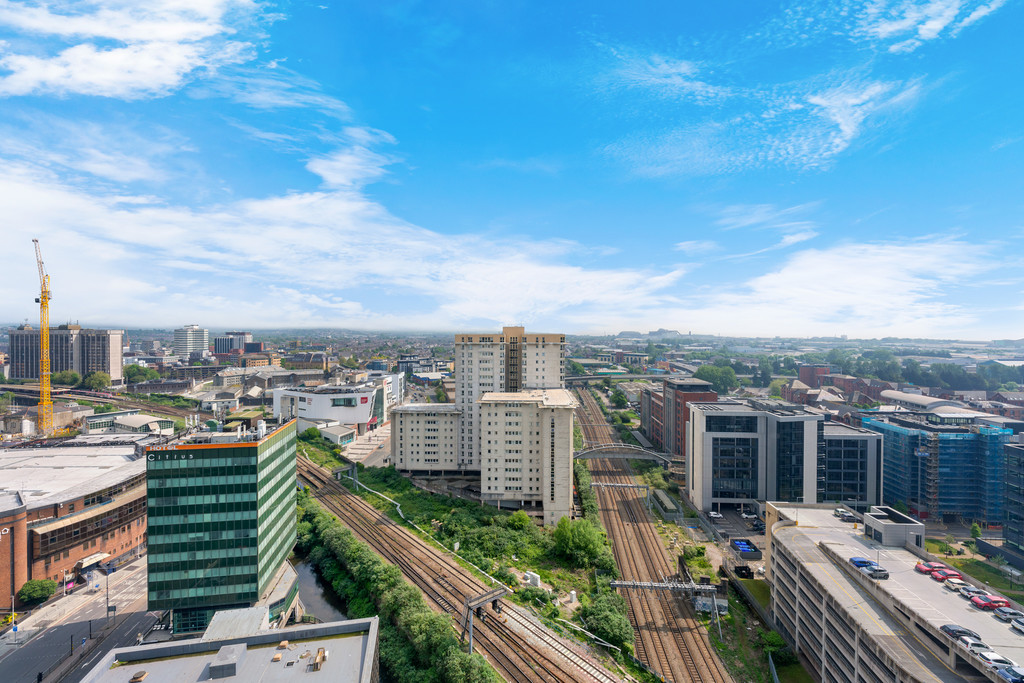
left=0, top=556, right=146, bottom=664
left=343, top=421, right=391, bottom=465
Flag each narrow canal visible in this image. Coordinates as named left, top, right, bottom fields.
left=290, top=556, right=347, bottom=622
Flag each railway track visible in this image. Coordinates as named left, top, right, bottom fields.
left=575, top=388, right=730, bottom=683
left=296, top=458, right=621, bottom=683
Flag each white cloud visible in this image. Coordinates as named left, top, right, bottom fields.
left=674, top=240, right=717, bottom=254
left=606, top=75, right=922, bottom=175
left=0, top=1, right=258, bottom=98
left=606, top=51, right=729, bottom=104
left=569, top=238, right=995, bottom=338
left=306, top=146, right=396, bottom=189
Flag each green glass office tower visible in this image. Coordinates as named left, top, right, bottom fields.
left=146, top=421, right=297, bottom=633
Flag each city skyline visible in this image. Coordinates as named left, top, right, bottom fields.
left=1, top=1, right=1022, bottom=337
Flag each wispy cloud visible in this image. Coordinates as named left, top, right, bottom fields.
left=674, top=240, right=718, bottom=255
left=474, top=157, right=563, bottom=175
left=605, top=74, right=923, bottom=175
left=764, top=0, right=1008, bottom=53
left=601, top=47, right=730, bottom=105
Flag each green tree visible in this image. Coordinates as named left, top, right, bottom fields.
left=51, top=370, right=81, bottom=386
left=300, top=427, right=322, bottom=442
left=578, top=592, right=633, bottom=650
left=567, top=360, right=586, bottom=376
left=552, top=517, right=604, bottom=568
left=601, top=377, right=612, bottom=389
left=767, top=379, right=787, bottom=397
left=971, top=522, right=982, bottom=539
left=124, top=364, right=159, bottom=383
left=893, top=500, right=909, bottom=514
left=694, top=365, right=738, bottom=395
left=17, top=579, right=56, bottom=604
left=610, top=389, right=628, bottom=409
left=0, top=391, right=14, bottom=413
left=80, top=371, right=111, bottom=391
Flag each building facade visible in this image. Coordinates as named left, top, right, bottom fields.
left=394, top=328, right=574, bottom=524
left=687, top=400, right=882, bottom=512
left=1006, top=443, right=1024, bottom=557
left=1, top=437, right=150, bottom=608
left=146, top=420, right=297, bottom=633
left=454, top=327, right=566, bottom=470
left=860, top=413, right=1010, bottom=524
left=173, top=324, right=209, bottom=358
left=661, top=378, right=717, bottom=461
left=213, top=331, right=253, bottom=355
left=10, top=324, right=124, bottom=384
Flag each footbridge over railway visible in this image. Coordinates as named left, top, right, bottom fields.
left=574, top=443, right=672, bottom=465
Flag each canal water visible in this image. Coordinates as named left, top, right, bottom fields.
left=290, top=556, right=348, bottom=622
left=291, top=556, right=397, bottom=682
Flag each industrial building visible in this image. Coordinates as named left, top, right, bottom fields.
left=146, top=420, right=298, bottom=634
left=766, top=503, right=1024, bottom=682
left=393, top=327, right=575, bottom=524
left=860, top=411, right=1011, bottom=523
left=687, top=399, right=882, bottom=512
left=9, top=324, right=124, bottom=385
left=81, top=611, right=379, bottom=683
left=0, top=435, right=152, bottom=608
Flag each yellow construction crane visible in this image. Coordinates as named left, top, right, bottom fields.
left=33, top=238, right=53, bottom=435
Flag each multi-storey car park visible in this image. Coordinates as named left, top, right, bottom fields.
left=766, top=502, right=1024, bottom=682
left=1, top=435, right=152, bottom=608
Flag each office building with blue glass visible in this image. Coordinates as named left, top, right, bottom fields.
left=146, top=420, right=298, bottom=633
left=860, top=412, right=1010, bottom=524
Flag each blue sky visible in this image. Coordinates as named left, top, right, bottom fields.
left=1, top=0, right=1021, bottom=338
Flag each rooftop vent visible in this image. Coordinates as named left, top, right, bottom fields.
left=209, top=644, right=246, bottom=679
left=129, top=673, right=148, bottom=683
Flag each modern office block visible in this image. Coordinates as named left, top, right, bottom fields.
left=146, top=420, right=298, bottom=633
left=173, top=324, right=209, bottom=358
left=10, top=324, right=124, bottom=384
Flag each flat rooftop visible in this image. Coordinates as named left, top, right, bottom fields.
left=477, top=388, right=577, bottom=408
left=0, top=438, right=145, bottom=510
left=773, top=505, right=1019, bottom=680
left=81, top=618, right=378, bottom=683
left=392, top=403, right=462, bottom=414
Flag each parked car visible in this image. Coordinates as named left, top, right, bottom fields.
left=961, top=585, right=991, bottom=599
left=860, top=565, right=890, bottom=580
left=941, top=624, right=981, bottom=640
left=978, top=651, right=1018, bottom=671
left=997, top=666, right=1024, bottom=683
left=931, top=568, right=963, bottom=582
left=741, top=512, right=759, bottom=520
left=838, top=513, right=858, bottom=522
left=916, top=562, right=948, bottom=574
left=849, top=557, right=878, bottom=568
left=1011, top=618, right=1024, bottom=635
left=708, top=511, right=723, bottom=519
left=973, top=595, right=1011, bottom=610
left=958, top=636, right=991, bottom=654
left=995, top=608, right=1024, bottom=622
left=833, top=507, right=846, bottom=517
left=944, top=578, right=971, bottom=592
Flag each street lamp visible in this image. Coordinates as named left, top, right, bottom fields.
left=62, top=568, right=69, bottom=597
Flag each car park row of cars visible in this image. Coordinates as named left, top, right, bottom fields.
left=916, top=560, right=1024, bottom=675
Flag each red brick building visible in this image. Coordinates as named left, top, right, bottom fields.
left=1, top=438, right=148, bottom=608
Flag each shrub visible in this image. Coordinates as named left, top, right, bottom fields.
left=578, top=592, right=632, bottom=650
left=18, top=579, right=56, bottom=604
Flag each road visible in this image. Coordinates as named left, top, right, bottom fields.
left=60, top=608, right=159, bottom=683
left=1, top=563, right=151, bottom=683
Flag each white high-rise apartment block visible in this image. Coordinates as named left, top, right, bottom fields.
left=173, top=324, right=209, bottom=358
left=393, top=326, right=575, bottom=525
left=454, top=326, right=566, bottom=469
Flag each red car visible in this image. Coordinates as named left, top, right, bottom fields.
left=916, top=562, right=948, bottom=574
left=931, top=569, right=963, bottom=582
left=971, top=595, right=1011, bottom=610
